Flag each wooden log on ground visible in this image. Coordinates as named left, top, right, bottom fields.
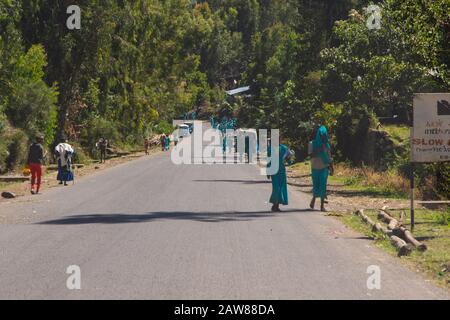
left=399, top=211, right=405, bottom=225
left=378, top=210, right=399, bottom=230
left=355, top=210, right=377, bottom=229
left=115, top=151, right=131, bottom=156
left=388, top=219, right=398, bottom=230
left=0, top=176, right=29, bottom=182
left=46, top=164, right=85, bottom=171
left=372, top=222, right=393, bottom=236
left=390, top=235, right=412, bottom=256
left=393, top=226, right=427, bottom=252
left=355, top=209, right=364, bottom=217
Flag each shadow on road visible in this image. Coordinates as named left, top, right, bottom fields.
left=193, top=179, right=269, bottom=184
left=36, top=209, right=312, bottom=225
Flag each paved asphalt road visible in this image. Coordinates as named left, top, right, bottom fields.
left=0, top=140, right=448, bottom=299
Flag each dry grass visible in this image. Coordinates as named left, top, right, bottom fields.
left=336, top=163, right=411, bottom=198
left=289, top=162, right=411, bottom=199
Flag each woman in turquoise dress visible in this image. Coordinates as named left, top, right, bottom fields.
left=308, top=125, right=333, bottom=212
left=165, top=135, right=171, bottom=151
left=269, top=143, right=292, bottom=212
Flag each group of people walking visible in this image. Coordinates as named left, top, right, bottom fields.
left=26, top=136, right=75, bottom=195
left=96, top=138, right=109, bottom=163
left=160, top=134, right=171, bottom=151
left=269, top=125, right=333, bottom=212
left=25, top=125, right=332, bottom=208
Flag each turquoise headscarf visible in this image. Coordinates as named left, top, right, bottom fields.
left=312, top=125, right=331, bottom=165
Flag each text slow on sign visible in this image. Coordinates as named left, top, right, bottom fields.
left=411, top=93, right=450, bottom=162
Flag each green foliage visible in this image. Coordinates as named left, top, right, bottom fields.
left=80, top=117, right=120, bottom=153
left=4, top=129, right=28, bottom=171
left=435, top=163, right=450, bottom=200
left=4, top=44, right=58, bottom=142
left=432, top=209, right=450, bottom=227
left=335, top=104, right=377, bottom=163
left=313, top=103, right=344, bottom=134
left=154, top=121, right=175, bottom=135
left=70, top=142, right=90, bottom=165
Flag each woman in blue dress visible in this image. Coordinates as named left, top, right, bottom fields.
left=308, top=125, right=333, bottom=211
left=269, top=143, right=292, bottom=212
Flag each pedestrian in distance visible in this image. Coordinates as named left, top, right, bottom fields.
left=268, top=139, right=293, bottom=212
left=165, top=134, right=171, bottom=151
left=55, top=138, right=75, bottom=186
left=96, top=138, right=108, bottom=163
left=144, top=138, right=150, bottom=155
left=308, top=125, right=334, bottom=212
left=160, top=134, right=167, bottom=152
left=27, top=135, right=45, bottom=195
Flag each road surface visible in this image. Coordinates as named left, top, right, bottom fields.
left=0, top=141, right=448, bottom=299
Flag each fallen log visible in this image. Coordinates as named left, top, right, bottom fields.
left=393, top=226, right=427, bottom=252
left=380, top=208, right=427, bottom=252
left=399, top=211, right=405, bottom=225
left=46, top=164, right=85, bottom=171
left=372, top=222, right=393, bottom=236
left=390, top=235, right=412, bottom=256
left=0, top=176, right=29, bottom=182
left=355, top=210, right=377, bottom=229
left=378, top=210, right=399, bottom=230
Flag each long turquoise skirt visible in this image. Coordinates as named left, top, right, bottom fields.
left=312, top=168, right=329, bottom=199
left=270, top=171, right=288, bottom=205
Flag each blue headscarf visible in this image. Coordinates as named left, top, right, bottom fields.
left=312, top=125, right=331, bottom=165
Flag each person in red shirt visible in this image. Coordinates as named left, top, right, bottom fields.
left=27, top=135, right=45, bottom=194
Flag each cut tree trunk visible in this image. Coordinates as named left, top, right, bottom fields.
left=0, top=176, right=29, bottom=182
left=390, top=235, right=412, bottom=256
left=393, top=226, right=427, bottom=252
left=372, top=222, right=393, bottom=236
left=378, top=210, right=399, bottom=230
left=355, top=210, right=377, bottom=230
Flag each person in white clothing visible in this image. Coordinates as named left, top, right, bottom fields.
left=54, top=138, right=75, bottom=186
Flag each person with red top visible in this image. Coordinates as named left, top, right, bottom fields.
left=27, top=135, right=45, bottom=195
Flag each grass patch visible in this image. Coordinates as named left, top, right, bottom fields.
left=289, top=161, right=410, bottom=199
left=338, top=208, right=450, bottom=289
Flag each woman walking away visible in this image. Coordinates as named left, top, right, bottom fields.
left=55, top=138, right=75, bottom=186
left=165, top=134, right=171, bottom=151
left=308, top=125, right=333, bottom=212
left=269, top=142, right=293, bottom=212
left=27, top=135, right=45, bottom=195
left=160, top=134, right=166, bottom=152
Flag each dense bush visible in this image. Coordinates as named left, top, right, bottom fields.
left=436, top=164, right=450, bottom=199
left=154, top=121, right=175, bottom=135
left=70, top=142, right=90, bottom=165
left=80, top=117, right=120, bottom=156
left=4, top=129, right=28, bottom=172
left=4, top=45, right=58, bottom=144
left=335, top=104, right=377, bottom=164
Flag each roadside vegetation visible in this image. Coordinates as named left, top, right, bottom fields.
left=289, top=161, right=410, bottom=199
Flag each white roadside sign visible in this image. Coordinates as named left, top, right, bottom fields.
left=411, top=93, right=450, bottom=162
